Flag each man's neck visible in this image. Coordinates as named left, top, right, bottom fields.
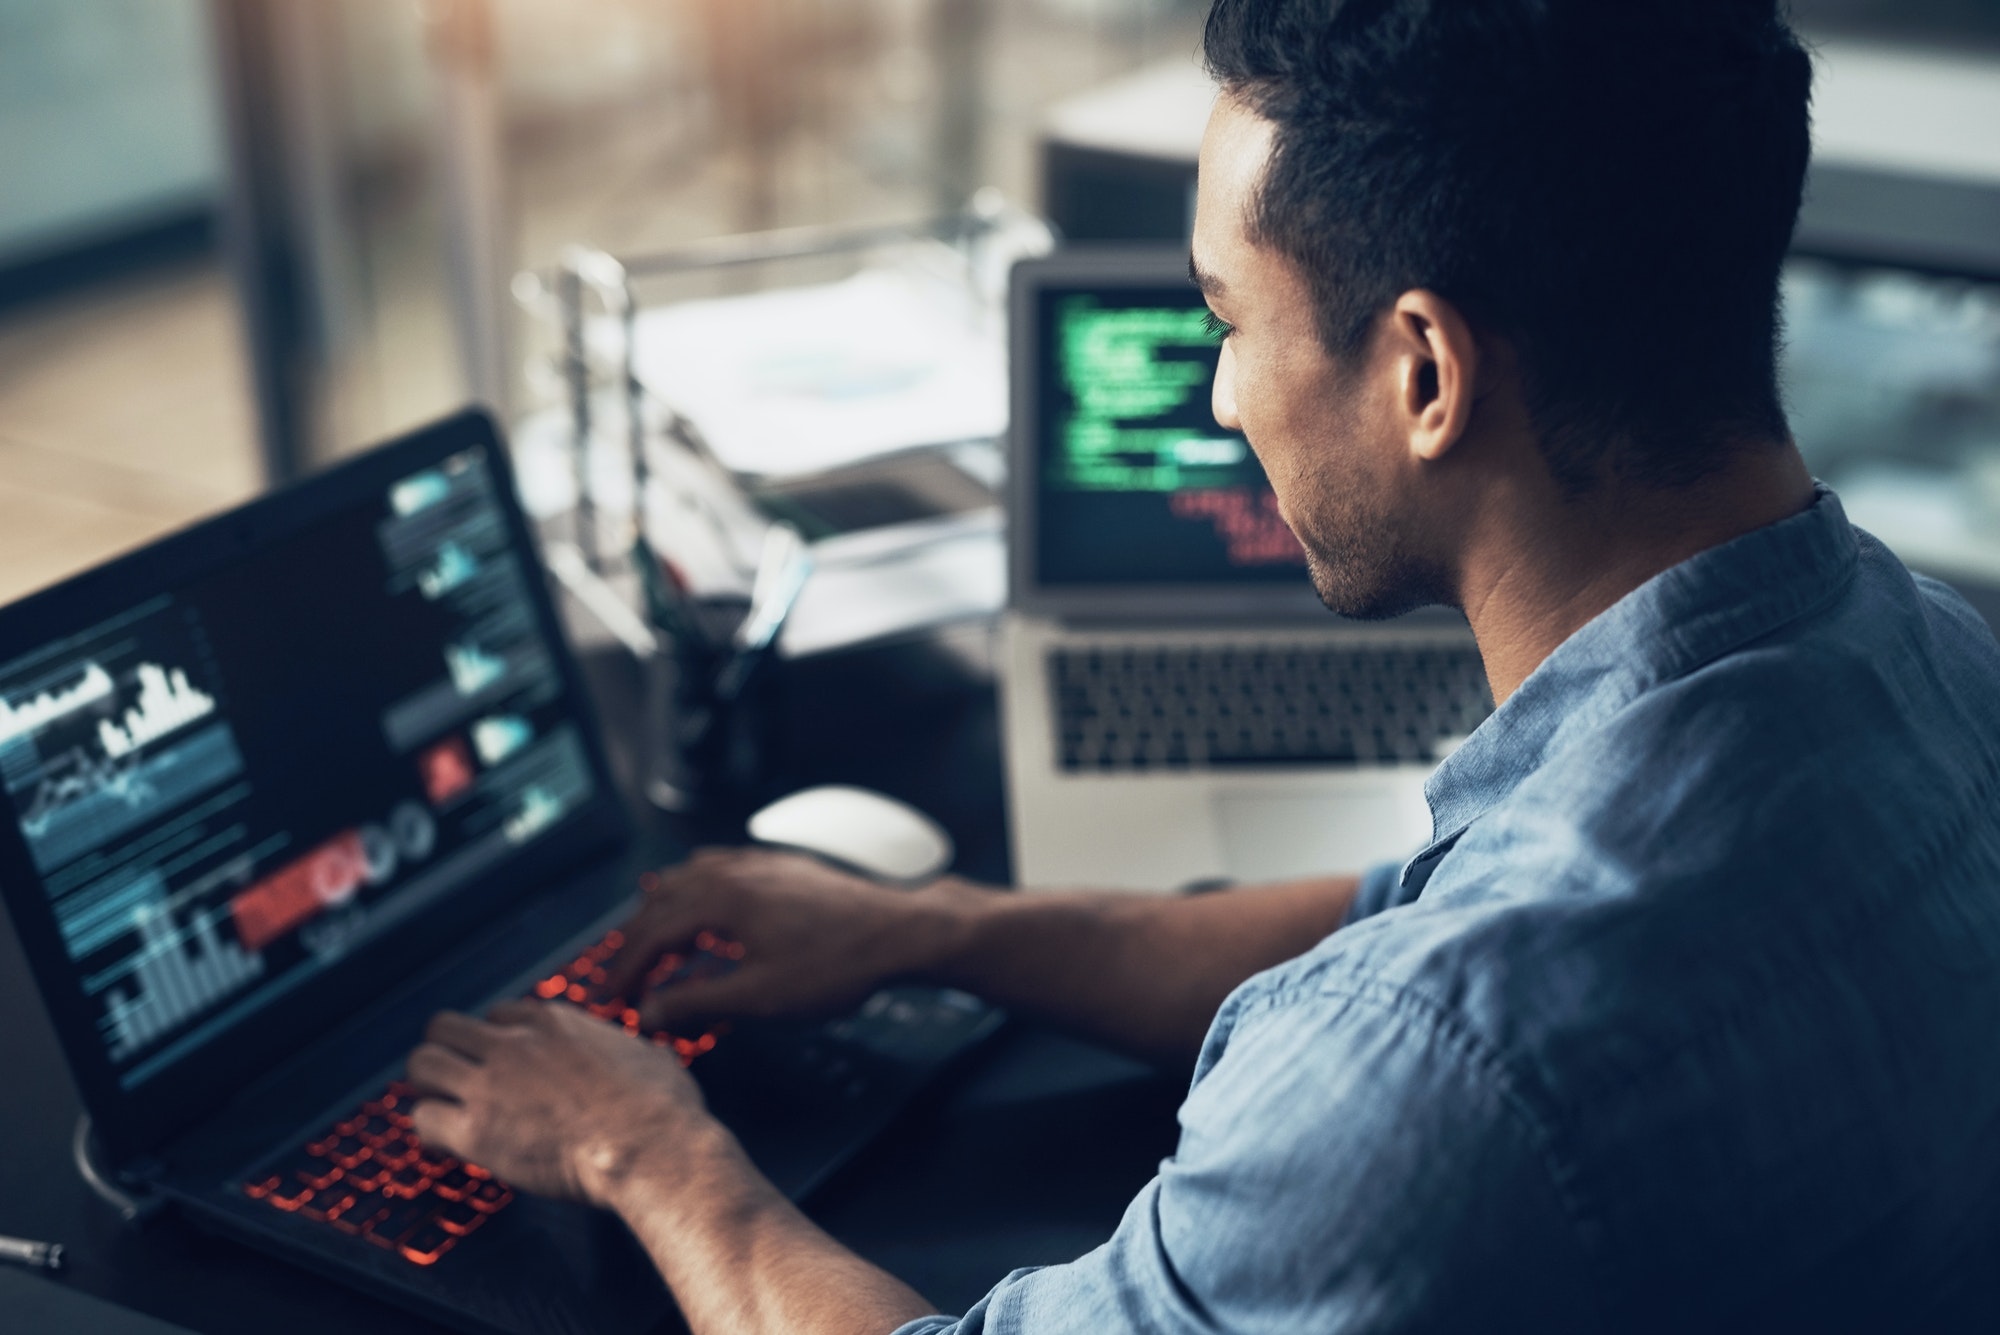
left=1459, top=444, right=1818, bottom=704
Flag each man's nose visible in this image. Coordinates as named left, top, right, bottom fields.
left=1213, top=341, right=1241, bottom=431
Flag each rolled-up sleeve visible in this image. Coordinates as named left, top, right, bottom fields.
left=890, top=981, right=1598, bottom=1334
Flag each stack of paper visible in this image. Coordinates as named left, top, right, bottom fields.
left=626, top=267, right=1008, bottom=479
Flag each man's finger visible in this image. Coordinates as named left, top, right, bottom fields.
left=487, top=997, right=555, bottom=1028
left=602, top=897, right=713, bottom=999
left=407, top=1041, right=481, bottom=1097
left=424, top=1009, right=499, bottom=1060
left=639, top=969, right=769, bottom=1032
left=409, top=1097, right=473, bottom=1158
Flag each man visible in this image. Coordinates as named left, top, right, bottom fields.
left=407, top=0, right=2000, bottom=1329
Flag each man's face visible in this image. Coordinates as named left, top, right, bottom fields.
left=1191, top=94, right=1449, bottom=620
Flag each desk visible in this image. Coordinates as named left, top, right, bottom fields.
left=0, top=628, right=1186, bottom=1333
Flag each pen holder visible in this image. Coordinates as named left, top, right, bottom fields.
left=638, top=612, right=774, bottom=816
left=633, top=524, right=806, bottom=816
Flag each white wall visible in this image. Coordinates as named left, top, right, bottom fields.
left=0, top=0, right=224, bottom=265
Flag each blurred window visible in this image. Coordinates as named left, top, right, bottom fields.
left=0, top=0, right=220, bottom=264
left=1783, top=258, right=2000, bottom=587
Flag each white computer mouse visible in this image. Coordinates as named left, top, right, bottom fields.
left=746, top=785, right=954, bottom=884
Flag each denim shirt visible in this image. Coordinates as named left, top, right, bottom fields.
left=893, top=489, right=2000, bottom=1334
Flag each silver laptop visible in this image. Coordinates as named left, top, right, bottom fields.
left=1000, top=248, right=1492, bottom=892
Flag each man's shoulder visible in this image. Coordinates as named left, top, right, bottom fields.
left=1518, top=535, right=2000, bottom=876
left=1259, top=538, right=2000, bottom=1110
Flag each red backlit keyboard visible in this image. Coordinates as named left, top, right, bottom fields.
left=243, top=1079, right=506, bottom=1266
left=241, top=924, right=740, bottom=1267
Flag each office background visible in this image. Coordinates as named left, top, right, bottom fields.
left=0, top=0, right=1214, bottom=605
left=0, top=0, right=1997, bottom=608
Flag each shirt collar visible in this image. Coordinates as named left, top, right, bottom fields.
left=1419, top=484, right=1859, bottom=849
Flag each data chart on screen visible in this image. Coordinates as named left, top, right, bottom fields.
left=0, top=446, right=596, bottom=1090
left=1036, top=287, right=1306, bottom=585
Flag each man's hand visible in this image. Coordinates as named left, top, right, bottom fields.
left=601, top=848, right=1362, bottom=1066
left=406, top=998, right=940, bottom=1335
left=407, top=999, right=719, bottom=1207
left=602, top=848, right=963, bottom=1032
left=397, top=859, right=1365, bottom=1335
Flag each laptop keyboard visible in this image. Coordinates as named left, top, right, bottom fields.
left=1050, top=642, right=1494, bottom=770
left=241, top=925, right=741, bottom=1267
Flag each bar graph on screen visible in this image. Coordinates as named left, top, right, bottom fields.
left=96, top=663, right=217, bottom=758
left=0, top=662, right=115, bottom=746
left=89, top=873, right=265, bottom=1061
left=0, top=600, right=242, bottom=876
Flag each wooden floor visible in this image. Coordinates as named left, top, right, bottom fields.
left=0, top=260, right=260, bottom=605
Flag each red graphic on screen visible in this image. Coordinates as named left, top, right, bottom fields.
left=1169, top=487, right=1308, bottom=567
left=231, top=830, right=368, bottom=951
left=419, top=736, right=475, bottom=806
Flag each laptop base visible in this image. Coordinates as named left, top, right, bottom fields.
left=1002, top=615, right=1460, bottom=891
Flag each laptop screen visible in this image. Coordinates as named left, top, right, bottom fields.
left=1034, top=282, right=1307, bottom=585
left=0, top=437, right=601, bottom=1098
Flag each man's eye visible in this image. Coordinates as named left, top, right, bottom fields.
left=1203, top=310, right=1234, bottom=341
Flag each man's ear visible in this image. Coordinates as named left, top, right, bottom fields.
left=1389, top=290, right=1479, bottom=464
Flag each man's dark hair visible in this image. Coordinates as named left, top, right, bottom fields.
left=1204, top=0, right=1814, bottom=491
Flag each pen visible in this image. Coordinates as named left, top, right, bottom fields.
left=632, top=539, right=707, bottom=648
left=0, top=1233, right=64, bottom=1272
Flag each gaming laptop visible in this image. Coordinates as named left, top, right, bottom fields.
left=0, top=410, right=998, bottom=1335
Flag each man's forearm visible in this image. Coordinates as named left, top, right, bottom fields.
left=592, top=1121, right=934, bottom=1335
left=552, top=871, right=1365, bottom=1329
left=907, top=873, right=1361, bottom=1064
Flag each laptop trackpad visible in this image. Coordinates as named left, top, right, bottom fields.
left=1213, top=787, right=1423, bottom=883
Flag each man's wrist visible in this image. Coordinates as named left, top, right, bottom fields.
left=572, top=1104, right=738, bottom=1216
left=903, top=875, right=997, bottom=987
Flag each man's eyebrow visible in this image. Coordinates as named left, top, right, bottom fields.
left=1188, top=255, right=1227, bottom=298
